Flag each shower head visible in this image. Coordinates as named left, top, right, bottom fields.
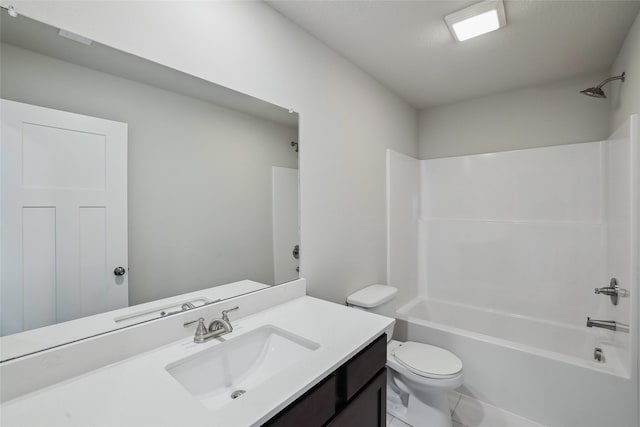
left=580, top=72, right=625, bottom=99
left=580, top=86, right=606, bottom=98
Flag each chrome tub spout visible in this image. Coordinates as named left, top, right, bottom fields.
left=586, top=317, right=629, bottom=333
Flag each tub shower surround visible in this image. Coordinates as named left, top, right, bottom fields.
left=387, top=115, right=638, bottom=427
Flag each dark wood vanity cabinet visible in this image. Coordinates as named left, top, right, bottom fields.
left=264, top=333, right=387, bottom=427
left=328, top=369, right=386, bottom=427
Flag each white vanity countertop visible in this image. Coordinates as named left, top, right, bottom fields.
left=0, top=296, right=393, bottom=427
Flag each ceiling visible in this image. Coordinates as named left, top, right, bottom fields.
left=268, top=0, right=640, bottom=109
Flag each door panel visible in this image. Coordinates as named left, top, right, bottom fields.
left=1, top=99, right=128, bottom=336
left=22, top=207, right=57, bottom=331
left=79, top=207, right=108, bottom=317
left=22, top=123, right=106, bottom=190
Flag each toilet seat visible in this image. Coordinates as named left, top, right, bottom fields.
left=391, top=341, right=462, bottom=379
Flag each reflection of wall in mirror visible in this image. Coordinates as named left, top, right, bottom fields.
left=0, top=42, right=299, bottom=306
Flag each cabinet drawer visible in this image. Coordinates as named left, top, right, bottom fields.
left=264, top=374, right=336, bottom=427
left=340, top=333, right=386, bottom=401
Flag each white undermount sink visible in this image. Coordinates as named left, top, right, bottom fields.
left=165, top=325, right=320, bottom=411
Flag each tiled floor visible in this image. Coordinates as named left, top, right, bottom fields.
left=386, top=391, right=545, bottom=427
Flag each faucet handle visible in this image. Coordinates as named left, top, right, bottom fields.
left=594, top=278, right=629, bottom=305
left=184, top=318, right=209, bottom=343
left=221, top=306, right=239, bottom=322
left=194, top=318, right=209, bottom=342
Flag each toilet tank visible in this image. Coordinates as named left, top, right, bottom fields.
left=347, top=285, right=398, bottom=342
left=346, top=284, right=398, bottom=317
left=347, top=285, right=397, bottom=341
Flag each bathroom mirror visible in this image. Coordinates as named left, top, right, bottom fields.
left=0, top=12, right=299, bottom=360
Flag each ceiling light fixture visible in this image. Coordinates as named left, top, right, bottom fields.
left=445, top=0, right=506, bottom=42
left=58, top=29, right=93, bottom=46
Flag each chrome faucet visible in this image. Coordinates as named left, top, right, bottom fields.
left=586, top=317, right=629, bottom=333
left=184, top=306, right=239, bottom=343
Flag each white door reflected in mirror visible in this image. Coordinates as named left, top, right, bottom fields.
left=1, top=99, right=128, bottom=336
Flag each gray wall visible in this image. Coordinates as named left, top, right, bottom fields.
left=1, top=43, right=298, bottom=305
left=418, top=72, right=611, bottom=159
left=609, top=10, right=640, bottom=134
left=6, top=1, right=418, bottom=305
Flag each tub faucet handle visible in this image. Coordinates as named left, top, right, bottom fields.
left=594, top=278, right=628, bottom=306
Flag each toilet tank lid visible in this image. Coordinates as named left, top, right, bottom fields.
left=347, top=285, right=398, bottom=308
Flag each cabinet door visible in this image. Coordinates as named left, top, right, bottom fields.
left=329, top=368, right=386, bottom=427
left=340, top=334, right=387, bottom=402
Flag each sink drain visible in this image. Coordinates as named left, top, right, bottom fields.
left=230, top=390, right=246, bottom=399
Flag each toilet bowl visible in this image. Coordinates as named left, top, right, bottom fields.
left=386, top=340, right=463, bottom=427
left=347, top=285, right=464, bottom=427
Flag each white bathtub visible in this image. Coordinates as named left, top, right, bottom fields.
left=394, top=298, right=638, bottom=427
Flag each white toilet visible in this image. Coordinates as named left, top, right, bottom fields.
left=347, top=285, right=463, bottom=427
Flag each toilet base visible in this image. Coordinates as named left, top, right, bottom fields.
left=387, top=382, right=452, bottom=427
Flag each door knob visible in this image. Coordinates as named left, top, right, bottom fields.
left=113, top=266, right=126, bottom=276
left=292, top=244, right=300, bottom=260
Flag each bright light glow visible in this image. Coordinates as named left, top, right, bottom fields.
left=451, top=9, right=500, bottom=41
left=444, top=0, right=506, bottom=42
left=58, top=29, right=93, bottom=46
